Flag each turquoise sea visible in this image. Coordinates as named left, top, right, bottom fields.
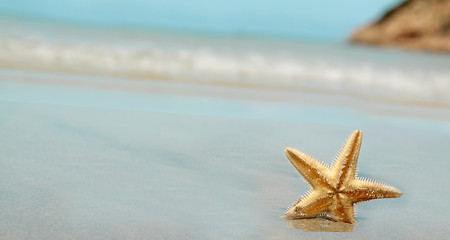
left=0, top=0, right=401, bottom=40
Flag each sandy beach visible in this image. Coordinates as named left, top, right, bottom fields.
left=1, top=69, right=449, bottom=239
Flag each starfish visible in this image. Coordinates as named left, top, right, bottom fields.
left=283, top=130, right=402, bottom=223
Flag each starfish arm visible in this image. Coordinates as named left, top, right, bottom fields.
left=284, top=147, right=332, bottom=189
left=329, top=195, right=356, bottom=223
left=346, top=179, right=403, bottom=204
left=284, top=190, right=333, bottom=218
left=331, top=130, right=363, bottom=189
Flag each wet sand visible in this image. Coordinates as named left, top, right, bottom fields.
left=0, top=69, right=449, bottom=239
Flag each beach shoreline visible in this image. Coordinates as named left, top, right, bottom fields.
left=2, top=68, right=449, bottom=122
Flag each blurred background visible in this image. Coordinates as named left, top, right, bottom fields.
left=1, top=0, right=449, bottom=105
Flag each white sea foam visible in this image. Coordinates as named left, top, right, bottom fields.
left=0, top=20, right=449, bottom=105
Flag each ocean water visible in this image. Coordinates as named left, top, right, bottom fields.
left=1, top=16, right=449, bottom=106
left=0, top=0, right=399, bottom=40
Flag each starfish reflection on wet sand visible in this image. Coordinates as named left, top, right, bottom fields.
left=283, top=130, right=402, bottom=224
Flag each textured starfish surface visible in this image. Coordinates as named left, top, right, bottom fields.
left=283, top=130, right=402, bottom=223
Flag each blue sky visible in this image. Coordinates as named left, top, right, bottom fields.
left=0, top=0, right=402, bottom=40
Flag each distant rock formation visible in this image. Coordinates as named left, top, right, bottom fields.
left=350, top=0, right=450, bottom=53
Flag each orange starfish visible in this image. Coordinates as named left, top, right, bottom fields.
left=283, top=130, right=402, bottom=223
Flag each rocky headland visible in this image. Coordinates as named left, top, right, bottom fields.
left=350, top=0, right=450, bottom=53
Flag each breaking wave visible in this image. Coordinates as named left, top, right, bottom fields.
left=1, top=18, right=449, bottom=104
